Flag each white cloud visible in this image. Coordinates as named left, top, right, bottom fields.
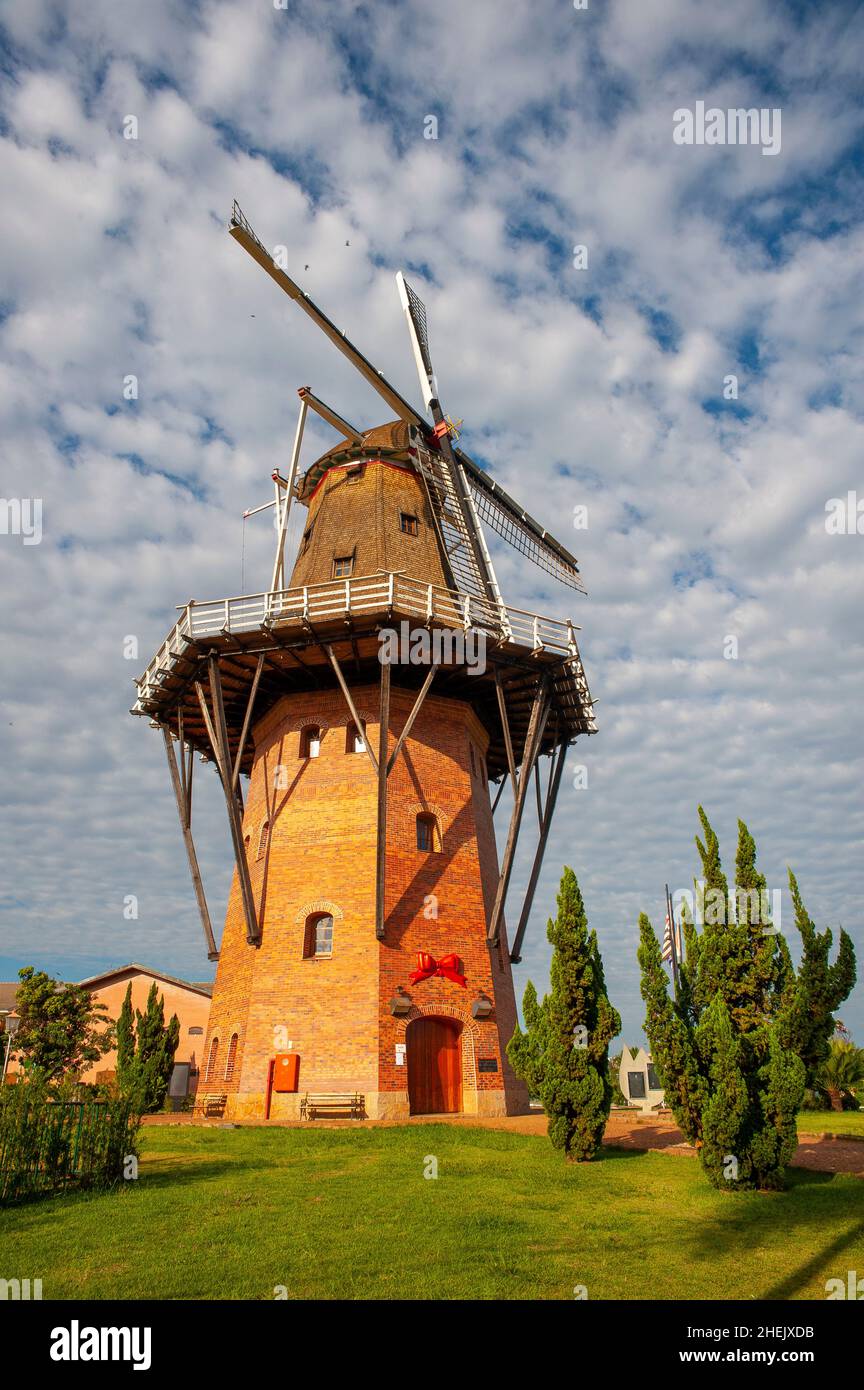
left=0, top=0, right=861, bottom=1048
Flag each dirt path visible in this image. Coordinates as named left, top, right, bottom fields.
left=143, top=1109, right=864, bottom=1175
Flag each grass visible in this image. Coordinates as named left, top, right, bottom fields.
left=797, top=1110, right=864, bottom=1138
left=1, top=1125, right=862, bottom=1300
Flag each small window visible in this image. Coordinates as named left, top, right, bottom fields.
left=497, top=937, right=506, bottom=973
left=257, top=819, right=270, bottom=859
left=188, top=1026, right=203, bottom=1036
left=469, top=745, right=477, bottom=776
left=346, top=465, right=364, bottom=484
left=346, top=721, right=366, bottom=754
left=205, top=1037, right=219, bottom=1082
left=300, top=725, right=321, bottom=759
left=301, top=522, right=314, bottom=555
left=304, top=913, right=334, bottom=958
left=333, top=555, right=354, bottom=578
left=416, top=812, right=441, bottom=853
left=400, top=513, right=419, bottom=536
left=224, top=1033, right=238, bottom=1082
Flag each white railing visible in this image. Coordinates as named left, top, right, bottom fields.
left=133, top=573, right=583, bottom=711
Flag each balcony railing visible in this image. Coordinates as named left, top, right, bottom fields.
left=133, top=573, right=585, bottom=713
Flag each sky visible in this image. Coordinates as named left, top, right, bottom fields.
left=0, top=0, right=862, bottom=1046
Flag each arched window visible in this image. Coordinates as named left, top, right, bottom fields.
left=416, top=812, right=441, bottom=853
left=257, top=820, right=270, bottom=859
left=304, top=913, right=334, bottom=958
left=205, top=1036, right=219, bottom=1082
left=300, top=725, right=321, bottom=759
left=224, top=1033, right=238, bottom=1082
left=346, top=721, right=366, bottom=754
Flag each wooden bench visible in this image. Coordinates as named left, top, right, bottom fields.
left=300, top=1093, right=365, bottom=1120
left=195, top=1092, right=228, bottom=1118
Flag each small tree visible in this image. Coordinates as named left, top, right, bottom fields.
left=818, top=1039, right=864, bottom=1112
left=508, top=867, right=621, bottom=1161
left=639, top=809, right=856, bottom=1191
left=115, top=983, right=180, bottom=1113
left=13, top=968, right=114, bottom=1081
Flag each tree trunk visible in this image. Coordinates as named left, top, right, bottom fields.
left=826, top=1087, right=844, bottom=1112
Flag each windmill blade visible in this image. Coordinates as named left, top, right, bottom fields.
left=396, top=271, right=437, bottom=411
left=229, top=201, right=427, bottom=433
left=456, top=449, right=586, bottom=594
left=229, top=203, right=584, bottom=595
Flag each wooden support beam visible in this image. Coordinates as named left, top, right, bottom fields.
left=323, top=643, right=378, bottom=774
left=509, top=739, right=568, bottom=963
left=385, top=662, right=438, bottom=776
left=491, top=776, right=507, bottom=815
left=162, top=725, right=218, bottom=960
left=375, top=661, right=391, bottom=940
left=486, top=677, right=551, bottom=946
left=495, top=667, right=518, bottom=798
left=231, top=653, right=265, bottom=791
left=196, top=660, right=260, bottom=945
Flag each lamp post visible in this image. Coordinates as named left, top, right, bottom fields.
left=1, top=1010, right=20, bottom=1083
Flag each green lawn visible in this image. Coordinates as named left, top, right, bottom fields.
left=797, top=1110, right=864, bottom=1138
left=2, top=1125, right=862, bottom=1301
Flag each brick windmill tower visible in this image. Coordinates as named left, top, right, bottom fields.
left=132, top=203, right=596, bottom=1121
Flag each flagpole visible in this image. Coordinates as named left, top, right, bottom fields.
left=664, top=882, right=679, bottom=994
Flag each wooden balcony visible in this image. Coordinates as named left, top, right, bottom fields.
left=131, top=572, right=596, bottom=781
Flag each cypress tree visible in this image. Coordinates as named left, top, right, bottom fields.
left=115, top=983, right=180, bottom=1113
left=639, top=808, right=856, bottom=1190
left=508, top=866, right=621, bottom=1161
left=115, top=983, right=136, bottom=1096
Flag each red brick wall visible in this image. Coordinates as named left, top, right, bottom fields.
left=203, top=682, right=529, bottom=1119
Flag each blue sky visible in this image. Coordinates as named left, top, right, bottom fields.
left=0, top=0, right=862, bottom=1044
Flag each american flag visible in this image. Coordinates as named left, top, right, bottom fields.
left=661, top=910, right=676, bottom=963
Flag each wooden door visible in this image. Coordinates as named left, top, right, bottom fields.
left=407, top=1017, right=462, bottom=1115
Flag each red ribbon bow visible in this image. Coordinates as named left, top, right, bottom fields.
left=409, top=951, right=466, bottom=988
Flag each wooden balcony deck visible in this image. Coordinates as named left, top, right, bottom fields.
left=131, top=572, right=596, bottom=781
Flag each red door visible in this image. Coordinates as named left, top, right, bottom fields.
left=407, top=1017, right=462, bottom=1115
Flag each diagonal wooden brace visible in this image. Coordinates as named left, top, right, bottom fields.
left=162, top=725, right=219, bottom=960
left=486, top=676, right=551, bottom=946
left=324, top=643, right=378, bottom=774
left=376, top=661, right=391, bottom=940
left=196, top=657, right=260, bottom=945
left=509, top=738, right=568, bottom=963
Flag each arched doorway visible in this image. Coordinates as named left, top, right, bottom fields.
left=407, top=1016, right=463, bottom=1115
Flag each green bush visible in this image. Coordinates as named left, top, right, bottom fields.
left=0, top=1077, right=140, bottom=1205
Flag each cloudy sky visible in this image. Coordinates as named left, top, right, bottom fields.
left=1, top=0, right=862, bottom=1045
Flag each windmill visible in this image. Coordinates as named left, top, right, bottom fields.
left=130, top=202, right=596, bottom=1121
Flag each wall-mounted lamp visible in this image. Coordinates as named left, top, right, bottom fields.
left=471, top=992, right=493, bottom=1020
left=389, top=986, right=413, bottom=1017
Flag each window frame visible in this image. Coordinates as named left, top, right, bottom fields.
left=332, top=553, right=354, bottom=579
left=304, top=912, right=334, bottom=959
left=346, top=720, right=366, bottom=754
left=256, top=819, right=271, bottom=860
left=400, top=512, right=420, bottom=537
left=300, top=725, right=321, bottom=759
left=416, top=812, right=441, bottom=853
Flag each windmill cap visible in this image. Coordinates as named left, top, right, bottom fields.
left=298, top=419, right=411, bottom=501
